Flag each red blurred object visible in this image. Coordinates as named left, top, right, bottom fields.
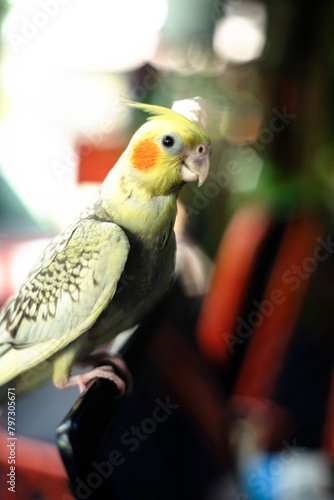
left=0, top=429, right=72, bottom=499
left=196, top=203, right=332, bottom=453
left=233, top=213, right=324, bottom=401
left=77, top=143, right=126, bottom=183
left=196, top=204, right=273, bottom=364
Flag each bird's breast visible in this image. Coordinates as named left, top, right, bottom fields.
left=85, top=222, right=176, bottom=348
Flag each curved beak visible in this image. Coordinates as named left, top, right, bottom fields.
left=180, top=144, right=211, bottom=187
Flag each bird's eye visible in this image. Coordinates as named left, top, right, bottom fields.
left=159, top=133, right=182, bottom=153
left=162, top=135, right=175, bottom=148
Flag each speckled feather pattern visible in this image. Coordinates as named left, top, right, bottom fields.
left=0, top=217, right=131, bottom=384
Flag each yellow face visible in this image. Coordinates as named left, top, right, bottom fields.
left=127, top=115, right=211, bottom=197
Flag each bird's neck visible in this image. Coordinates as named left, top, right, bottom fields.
left=87, top=160, right=178, bottom=239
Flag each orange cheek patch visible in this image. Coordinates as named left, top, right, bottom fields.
left=130, top=139, right=160, bottom=171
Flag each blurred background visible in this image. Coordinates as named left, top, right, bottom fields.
left=1, top=0, right=334, bottom=499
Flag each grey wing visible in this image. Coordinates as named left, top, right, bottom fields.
left=0, top=219, right=130, bottom=383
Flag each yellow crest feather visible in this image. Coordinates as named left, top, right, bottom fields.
left=123, top=99, right=196, bottom=127
left=122, top=99, right=211, bottom=153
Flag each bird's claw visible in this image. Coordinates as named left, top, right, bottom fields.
left=60, top=353, right=132, bottom=397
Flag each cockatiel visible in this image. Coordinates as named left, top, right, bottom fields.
left=0, top=100, right=211, bottom=396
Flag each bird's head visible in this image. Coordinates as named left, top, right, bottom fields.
left=120, top=101, right=211, bottom=198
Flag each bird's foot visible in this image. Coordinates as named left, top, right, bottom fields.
left=57, top=353, right=132, bottom=397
